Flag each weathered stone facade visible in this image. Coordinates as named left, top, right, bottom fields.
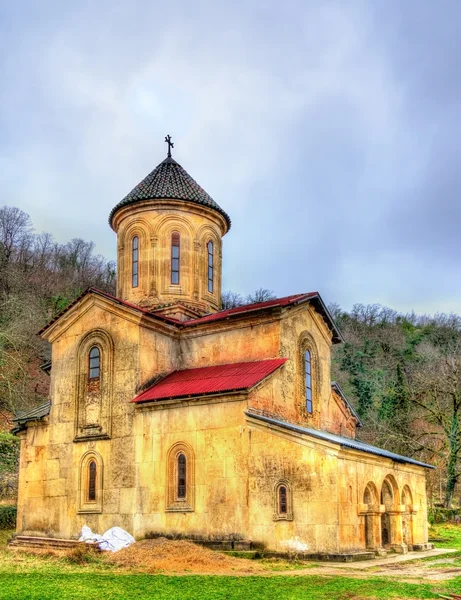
left=14, top=151, right=432, bottom=554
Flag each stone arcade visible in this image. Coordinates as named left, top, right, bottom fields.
left=13, top=142, right=433, bottom=556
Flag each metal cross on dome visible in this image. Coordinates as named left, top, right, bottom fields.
left=165, top=134, right=174, bottom=158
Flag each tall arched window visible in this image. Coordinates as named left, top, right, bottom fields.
left=166, top=442, right=195, bottom=511
left=207, top=241, right=214, bottom=293
left=79, top=451, right=103, bottom=514
left=132, top=236, right=139, bottom=287
left=89, top=346, right=100, bottom=380
left=171, top=232, right=180, bottom=284
left=274, top=480, right=293, bottom=520
left=298, top=332, right=320, bottom=418
left=278, top=485, right=287, bottom=514
left=305, top=349, right=312, bottom=413
left=177, top=453, right=186, bottom=499
left=88, top=460, right=97, bottom=502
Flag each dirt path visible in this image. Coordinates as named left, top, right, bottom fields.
left=265, top=549, right=461, bottom=582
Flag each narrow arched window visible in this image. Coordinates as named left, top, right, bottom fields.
left=279, top=485, right=287, bottom=514
left=177, top=453, right=186, bottom=499
left=132, top=236, right=139, bottom=287
left=207, top=241, right=214, bottom=293
left=88, top=460, right=97, bottom=502
left=89, top=346, right=100, bottom=379
left=274, top=480, right=293, bottom=520
left=171, top=232, right=180, bottom=284
left=305, top=349, right=312, bottom=413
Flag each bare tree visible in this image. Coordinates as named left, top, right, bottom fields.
left=246, top=288, right=276, bottom=304
left=0, top=206, right=117, bottom=415
left=408, top=339, right=461, bottom=507
left=222, top=290, right=245, bottom=309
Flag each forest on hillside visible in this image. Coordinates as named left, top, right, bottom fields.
left=0, top=206, right=460, bottom=508
left=0, top=206, right=115, bottom=415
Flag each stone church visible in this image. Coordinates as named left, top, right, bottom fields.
left=13, top=140, right=433, bottom=555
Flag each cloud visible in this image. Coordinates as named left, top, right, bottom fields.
left=1, top=1, right=460, bottom=314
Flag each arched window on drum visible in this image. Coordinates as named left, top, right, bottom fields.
left=207, top=241, right=214, bottom=293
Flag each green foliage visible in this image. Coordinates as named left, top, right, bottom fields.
left=332, top=303, right=461, bottom=502
left=428, top=506, right=461, bottom=524
left=337, top=340, right=379, bottom=418
left=379, top=363, right=410, bottom=429
left=50, top=295, right=73, bottom=315
left=0, top=434, right=19, bottom=474
left=0, top=505, right=16, bottom=529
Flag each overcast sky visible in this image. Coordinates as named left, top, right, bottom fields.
left=1, top=1, right=460, bottom=315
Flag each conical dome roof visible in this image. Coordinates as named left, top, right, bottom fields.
left=109, top=156, right=231, bottom=230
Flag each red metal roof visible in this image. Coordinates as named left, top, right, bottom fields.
left=132, top=358, right=287, bottom=403
left=181, top=293, right=318, bottom=327
left=39, top=289, right=342, bottom=343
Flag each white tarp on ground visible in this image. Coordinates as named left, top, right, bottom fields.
left=79, top=525, right=135, bottom=552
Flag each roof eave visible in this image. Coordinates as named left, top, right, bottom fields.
left=245, top=411, right=434, bottom=470
left=132, top=388, right=245, bottom=406
left=307, top=294, right=344, bottom=344
left=109, top=197, right=231, bottom=234
left=38, top=288, right=180, bottom=339
left=331, top=381, right=363, bottom=427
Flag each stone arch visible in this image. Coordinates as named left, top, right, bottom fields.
left=78, top=450, right=104, bottom=513
left=363, top=481, right=379, bottom=506
left=402, top=485, right=413, bottom=509
left=401, top=485, right=414, bottom=548
left=153, top=213, right=196, bottom=239
left=381, top=474, right=400, bottom=507
left=298, top=331, right=321, bottom=418
left=380, top=475, right=401, bottom=548
left=362, top=482, right=380, bottom=550
left=165, top=441, right=195, bottom=512
left=75, top=329, right=114, bottom=440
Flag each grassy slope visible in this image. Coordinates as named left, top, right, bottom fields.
left=1, top=526, right=461, bottom=600
left=429, top=522, right=461, bottom=548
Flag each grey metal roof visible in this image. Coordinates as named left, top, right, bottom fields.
left=109, top=156, right=231, bottom=231
left=246, top=411, right=434, bottom=469
left=11, top=400, right=51, bottom=434
left=331, top=381, right=363, bottom=427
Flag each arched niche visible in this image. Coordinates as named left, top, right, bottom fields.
left=74, top=329, right=114, bottom=441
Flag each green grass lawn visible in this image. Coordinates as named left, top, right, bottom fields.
left=1, top=571, right=457, bottom=600
left=1, top=526, right=461, bottom=600
left=429, top=521, right=461, bottom=548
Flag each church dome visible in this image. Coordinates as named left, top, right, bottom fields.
left=109, top=156, right=231, bottom=232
